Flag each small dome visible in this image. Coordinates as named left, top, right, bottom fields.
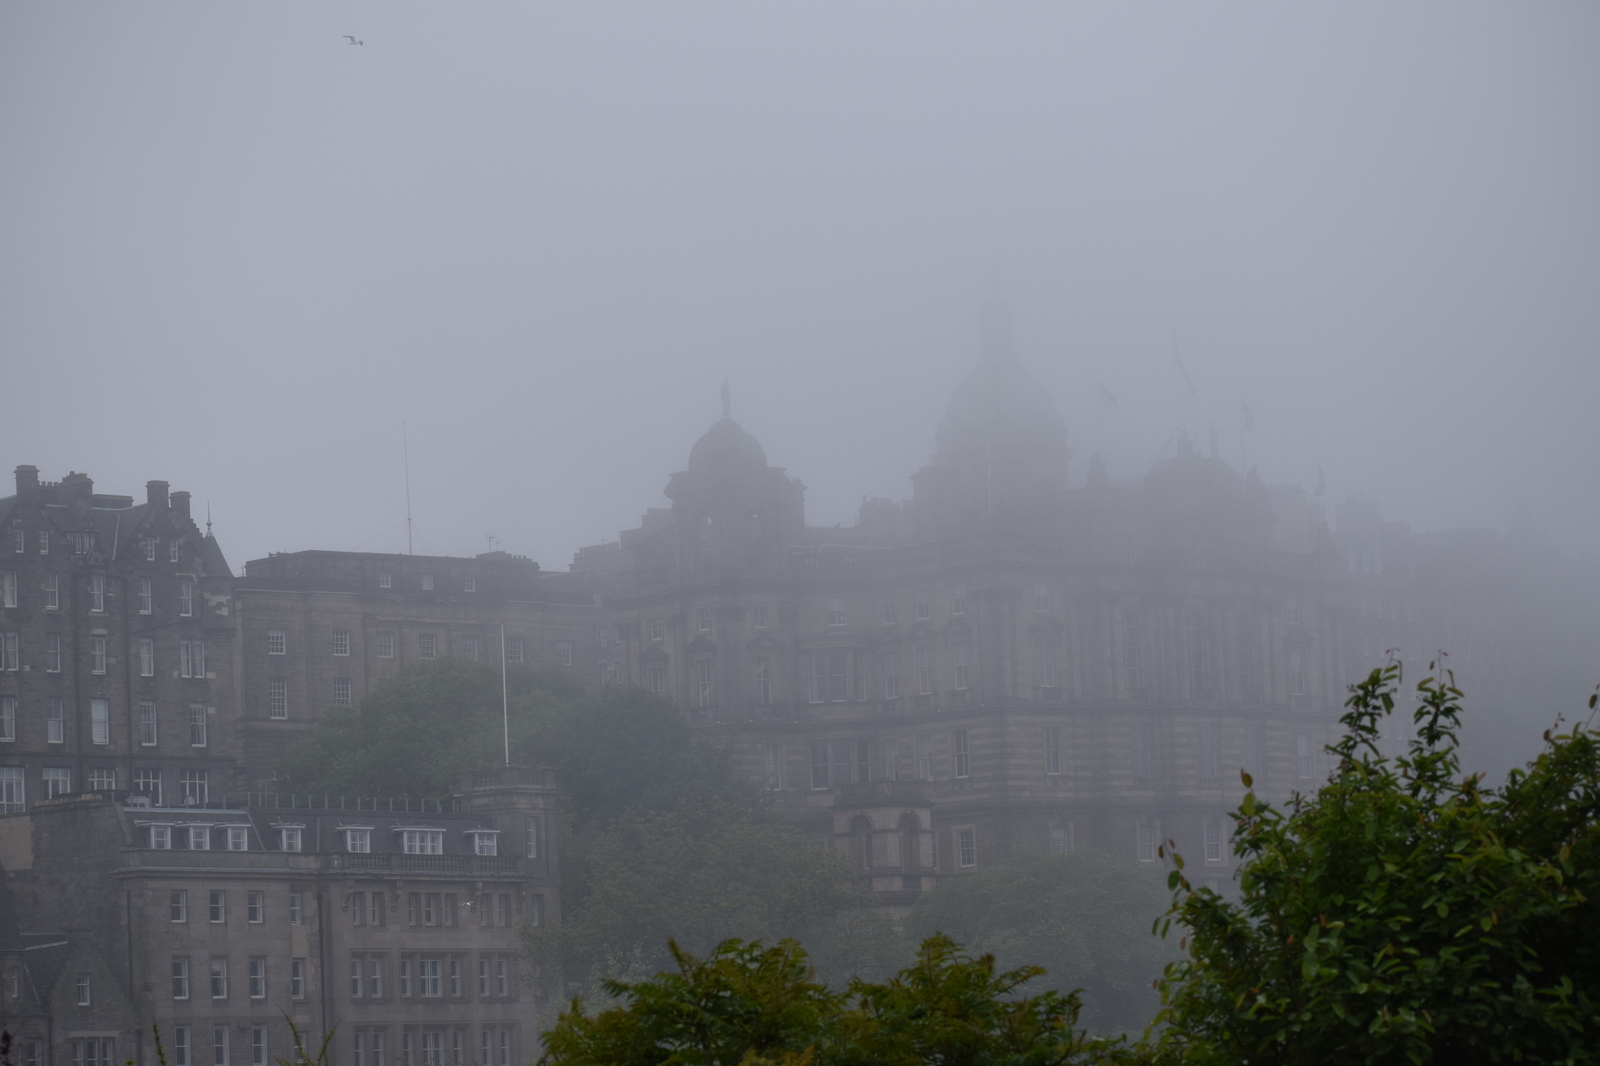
left=687, top=418, right=768, bottom=476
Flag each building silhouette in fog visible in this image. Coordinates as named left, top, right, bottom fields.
left=584, top=309, right=1354, bottom=902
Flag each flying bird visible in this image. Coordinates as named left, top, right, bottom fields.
left=344, top=35, right=364, bottom=45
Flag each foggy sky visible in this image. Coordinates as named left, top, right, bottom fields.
left=3, top=3, right=1597, bottom=572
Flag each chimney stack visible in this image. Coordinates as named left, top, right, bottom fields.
left=147, top=480, right=170, bottom=510
left=170, top=491, right=191, bottom=520
left=14, top=466, right=38, bottom=496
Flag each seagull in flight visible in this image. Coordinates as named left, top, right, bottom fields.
left=344, top=35, right=364, bottom=45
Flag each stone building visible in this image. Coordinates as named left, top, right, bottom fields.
left=0, top=767, right=558, bottom=1066
left=230, top=550, right=605, bottom=787
left=0, top=467, right=237, bottom=814
left=588, top=319, right=1351, bottom=900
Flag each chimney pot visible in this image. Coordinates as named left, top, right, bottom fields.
left=147, top=480, right=170, bottom=509
left=14, top=466, right=38, bottom=495
left=170, top=491, right=191, bottom=520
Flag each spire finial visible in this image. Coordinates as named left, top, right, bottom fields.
left=721, top=378, right=731, bottom=420
left=206, top=502, right=213, bottom=538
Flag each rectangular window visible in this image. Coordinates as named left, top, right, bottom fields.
left=1137, top=823, right=1157, bottom=862
left=526, top=818, right=539, bottom=858
left=279, top=827, right=303, bottom=853
left=479, top=959, right=489, bottom=996
left=43, top=767, right=70, bottom=799
left=188, top=826, right=210, bottom=851
left=89, top=768, right=114, bottom=790
left=881, top=653, right=899, bottom=699
left=0, top=766, right=20, bottom=812
left=831, top=739, right=854, bottom=786
left=141, top=537, right=155, bottom=561
left=473, top=834, right=498, bottom=857
left=464, top=574, right=476, bottom=592
left=0, top=696, right=12, bottom=742
left=422, top=574, right=434, bottom=590
left=555, top=640, right=573, bottom=667
left=377, top=631, right=395, bottom=658
left=809, top=740, right=829, bottom=789
left=267, top=629, right=286, bottom=655
left=149, top=825, right=172, bottom=848
left=951, top=589, right=966, bottom=615
left=695, top=607, right=713, bottom=633
left=957, top=828, right=976, bottom=868
left=882, top=738, right=899, bottom=781
left=419, top=633, right=436, bottom=659
left=1131, top=723, right=1151, bottom=782
left=88, top=574, right=104, bottom=611
left=290, top=893, right=303, bottom=923
left=1289, top=650, right=1306, bottom=697
left=251, top=1028, right=266, bottom=1066
left=763, top=743, right=783, bottom=790
left=400, top=958, right=411, bottom=997
left=917, top=734, right=933, bottom=780
left=915, top=593, right=930, bottom=621
left=269, top=677, right=288, bottom=718
left=371, top=893, right=384, bottom=926
left=135, top=769, right=161, bottom=804
left=351, top=956, right=364, bottom=997
left=379, top=571, right=392, bottom=588
left=750, top=604, right=768, bottom=629
left=881, top=602, right=897, bottom=625
left=425, top=894, right=438, bottom=926
left=345, top=829, right=371, bottom=853
left=189, top=704, right=208, bottom=746
left=754, top=656, right=771, bottom=705
left=210, top=957, right=228, bottom=999
left=170, top=539, right=180, bottom=562
left=916, top=647, right=933, bottom=695
left=249, top=957, right=266, bottom=998
left=171, top=890, right=188, bottom=921
left=444, top=893, right=458, bottom=924
left=47, top=696, right=64, bottom=742
left=1050, top=825, right=1072, bottom=854
left=76, top=972, right=92, bottom=1005
left=172, top=958, right=190, bottom=999
left=451, top=959, right=462, bottom=996
left=136, top=636, right=153, bottom=676
left=44, top=573, right=58, bottom=609
left=953, top=729, right=969, bottom=778
left=497, top=957, right=508, bottom=995
left=1, top=632, right=14, bottom=671
left=370, top=957, right=384, bottom=997
left=138, top=578, right=152, bottom=614
left=1, top=571, right=13, bottom=608
left=9, top=530, right=19, bottom=554
left=695, top=657, right=712, bottom=707
left=291, top=959, right=305, bottom=999
left=247, top=891, right=264, bottom=922
left=420, top=958, right=442, bottom=997
left=38, top=531, right=49, bottom=555
left=506, top=637, right=524, bottom=663
left=1204, top=819, right=1224, bottom=862
left=214, top=1027, right=228, bottom=1066
left=332, top=629, right=351, bottom=656
left=403, top=830, right=444, bottom=855
left=952, top=643, right=969, bottom=690
left=91, top=635, right=107, bottom=673
left=210, top=891, right=226, bottom=922
left=334, top=678, right=352, bottom=706
left=497, top=894, right=509, bottom=927
left=91, top=699, right=110, bottom=745
left=459, top=634, right=479, bottom=662
left=180, top=769, right=208, bottom=804
left=1045, top=726, right=1061, bottom=774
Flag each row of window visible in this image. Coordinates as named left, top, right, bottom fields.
left=164, top=1025, right=271, bottom=1066
left=780, top=726, right=1318, bottom=791
left=0, top=571, right=195, bottom=614
left=0, top=696, right=211, bottom=746
left=353, top=1027, right=518, bottom=1066
left=0, top=764, right=200, bottom=812
left=350, top=890, right=527, bottom=928
left=171, top=955, right=289, bottom=1001
left=348, top=952, right=518, bottom=998
left=261, top=629, right=569, bottom=666
left=9, top=533, right=179, bottom=562
left=373, top=571, right=480, bottom=593
left=0, top=633, right=208, bottom=676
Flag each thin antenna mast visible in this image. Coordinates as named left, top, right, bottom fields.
left=500, top=624, right=510, bottom=766
left=402, top=422, right=414, bottom=555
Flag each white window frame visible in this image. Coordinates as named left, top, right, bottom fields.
left=470, top=831, right=498, bottom=857
left=88, top=573, right=104, bottom=612
left=46, top=696, right=64, bottom=743
left=266, top=629, right=286, bottom=655
left=344, top=828, right=372, bottom=853
left=332, top=629, right=351, bottom=656
left=138, top=577, right=152, bottom=615
left=43, top=573, right=58, bottom=609
left=376, top=631, right=394, bottom=658
left=91, top=698, right=110, bottom=745
left=402, top=829, right=444, bottom=855
left=953, top=729, right=969, bottom=778
left=280, top=827, right=303, bottom=852
left=269, top=677, right=288, bottom=718
left=957, top=827, right=976, bottom=868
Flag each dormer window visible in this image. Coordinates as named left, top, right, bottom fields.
left=468, top=830, right=499, bottom=857
left=226, top=827, right=249, bottom=851
left=279, top=827, right=303, bottom=852
left=343, top=828, right=371, bottom=853
left=147, top=825, right=172, bottom=849
left=187, top=826, right=210, bottom=850
left=401, top=829, right=443, bottom=855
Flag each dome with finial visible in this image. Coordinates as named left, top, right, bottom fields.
left=932, top=299, right=1069, bottom=467
left=686, top=381, right=769, bottom=476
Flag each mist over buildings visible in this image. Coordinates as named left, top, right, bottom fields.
left=4, top=3, right=1598, bottom=768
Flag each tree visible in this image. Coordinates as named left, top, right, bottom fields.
left=904, top=849, right=1174, bottom=1035
left=539, top=934, right=1115, bottom=1066
left=1147, top=661, right=1600, bottom=1065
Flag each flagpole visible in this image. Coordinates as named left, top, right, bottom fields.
left=500, top=623, right=510, bottom=767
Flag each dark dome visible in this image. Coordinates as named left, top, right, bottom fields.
left=934, top=354, right=1069, bottom=463
left=687, top=418, right=768, bottom=476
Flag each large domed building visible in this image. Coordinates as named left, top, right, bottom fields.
left=593, top=313, right=1349, bottom=904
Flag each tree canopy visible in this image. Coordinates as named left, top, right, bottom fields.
left=1149, top=661, right=1600, bottom=1065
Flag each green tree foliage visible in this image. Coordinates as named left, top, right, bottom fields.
left=539, top=934, right=1113, bottom=1066
left=904, top=849, right=1174, bottom=1035
left=1147, top=661, right=1600, bottom=1065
